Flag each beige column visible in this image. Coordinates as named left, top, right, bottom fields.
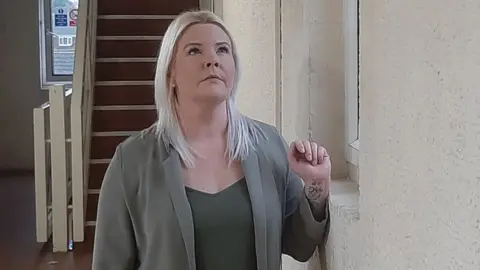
left=281, top=0, right=346, bottom=179
left=355, top=0, right=480, bottom=269
left=223, top=0, right=347, bottom=179
left=222, top=0, right=281, bottom=127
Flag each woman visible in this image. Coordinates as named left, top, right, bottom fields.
left=92, top=10, right=330, bottom=270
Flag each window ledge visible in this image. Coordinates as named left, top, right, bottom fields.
left=41, top=82, right=72, bottom=90
left=329, top=178, right=360, bottom=222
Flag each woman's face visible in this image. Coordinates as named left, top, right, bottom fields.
left=170, top=23, right=236, bottom=105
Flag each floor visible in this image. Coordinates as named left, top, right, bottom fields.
left=0, top=172, right=93, bottom=270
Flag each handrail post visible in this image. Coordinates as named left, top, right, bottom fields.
left=49, top=85, right=69, bottom=252
left=71, top=108, right=85, bottom=242
left=34, top=108, right=49, bottom=243
left=71, top=0, right=91, bottom=242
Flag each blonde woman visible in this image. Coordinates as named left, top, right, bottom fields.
left=93, top=10, right=331, bottom=270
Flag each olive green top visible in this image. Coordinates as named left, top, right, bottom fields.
left=185, top=178, right=257, bottom=270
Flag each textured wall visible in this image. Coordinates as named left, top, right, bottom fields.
left=222, top=0, right=347, bottom=175
left=281, top=0, right=346, bottom=179
left=222, top=0, right=279, bottom=126
left=357, top=0, right=480, bottom=269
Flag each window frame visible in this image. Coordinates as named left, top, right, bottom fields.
left=344, top=0, right=360, bottom=167
left=38, top=0, right=75, bottom=90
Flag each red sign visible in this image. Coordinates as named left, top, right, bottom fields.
left=69, top=9, right=78, bottom=27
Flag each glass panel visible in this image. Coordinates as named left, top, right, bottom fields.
left=50, top=0, right=78, bottom=76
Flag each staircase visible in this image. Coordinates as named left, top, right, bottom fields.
left=85, top=0, right=200, bottom=234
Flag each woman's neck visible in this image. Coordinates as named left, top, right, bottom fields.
left=176, top=100, right=228, bottom=140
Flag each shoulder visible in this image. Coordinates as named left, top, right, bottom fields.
left=117, top=124, right=161, bottom=160
left=111, top=124, right=166, bottom=189
left=250, top=119, right=279, bottom=139
left=248, top=118, right=289, bottom=156
left=245, top=119, right=292, bottom=196
left=245, top=118, right=290, bottom=171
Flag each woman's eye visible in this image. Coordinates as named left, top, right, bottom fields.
left=188, top=47, right=200, bottom=55
left=217, top=46, right=230, bottom=54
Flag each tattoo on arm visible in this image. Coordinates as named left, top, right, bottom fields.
left=305, top=180, right=328, bottom=220
left=306, top=181, right=324, bottom=201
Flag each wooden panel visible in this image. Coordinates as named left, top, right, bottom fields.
left=96, top=40, right=161, bottom=58
left=89, top=163, right=109, bottom=190
left=96, top=19, right=172, bottom=36
left=90, top=136, right=128, bottom=159
left=92, top=110, right=157, bottom=132
left=98, top=0, right=199, bottom=15
left=95, top=62, right=156, bottom=81
left=94, top=85, right=155, bottom=106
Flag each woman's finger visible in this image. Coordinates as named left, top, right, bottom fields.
left=311, top=142, right=318, bottom=165
left=318, top=146, right=329, bottom=164
left=294, top=140, right=305, bottom=154
left=302, top=140, right=312, bottom=161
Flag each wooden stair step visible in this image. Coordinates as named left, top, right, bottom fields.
left=89, top=163, right=109, bottom=190
left=98, top=0, right=198, bottom=15
left=97, top=18, right=172, bottom=36
left=88, top=0, right=201, bottom=229
left=95, top=62, right=156, bottom=81
left=90, top=135, right=131, bottom=160
left=92, top=108, right=157, bottom=132
left=94, top=85, right=155, bottom=106
left=86, top=193, right=99, bottom=223
left=96, top=39, right=161, bottom=58
left=81, top=226, right=95, bottom=250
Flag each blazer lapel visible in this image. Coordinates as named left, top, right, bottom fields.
left=163, top=150, right=196, bottom=270
left=242, top=151, right=268, bottom=270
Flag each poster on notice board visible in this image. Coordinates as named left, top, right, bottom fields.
left=50, top=0, right=78, bottom=75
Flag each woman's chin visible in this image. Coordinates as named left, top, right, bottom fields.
left=195, top=87, right=230, bottom=103
left=195, top=96, right=229, bottom=106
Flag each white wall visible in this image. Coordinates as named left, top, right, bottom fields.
left=281, top=0, right=346, bottom=180
left=327, top=0, right=480, bottom=269
left=354, top=0, right=480, bottom=268
left=223, top=0, right=347, bottom=179
left=222, top=0, right=280, bottom=127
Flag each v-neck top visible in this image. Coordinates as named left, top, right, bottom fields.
left=185, top=178, right=258, bottom=270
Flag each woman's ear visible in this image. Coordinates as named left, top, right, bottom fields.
left=167, top=74, right=177, bottom=98
left=169, top=75, right=176, bottom=89
left=166, top=68, right=174, bottom=88
left=168, top=66, right=176, bottom=86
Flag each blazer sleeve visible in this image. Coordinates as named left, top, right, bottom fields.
left=92, top=146, right=138, bottom=270
left=281, top=156, right=330, bottom=262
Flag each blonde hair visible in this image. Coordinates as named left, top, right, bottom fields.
left=154, top=10, right=265, bottom=168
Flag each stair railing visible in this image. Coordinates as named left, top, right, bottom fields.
left=70, top=0, right=97, bottom=246
left=33, top=0, right=96, bottom=252
left=33, top=99, right=52, bottom=244
left=33, top=85, right=74, bottom=252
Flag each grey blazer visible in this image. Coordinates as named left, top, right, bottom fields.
left=92, top=121, right=329, bottom=270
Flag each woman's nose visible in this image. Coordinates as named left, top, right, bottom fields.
left=204, top=61, right=219, bottom=68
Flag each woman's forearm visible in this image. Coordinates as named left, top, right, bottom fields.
left=304, top=179, right=329, bottom=221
